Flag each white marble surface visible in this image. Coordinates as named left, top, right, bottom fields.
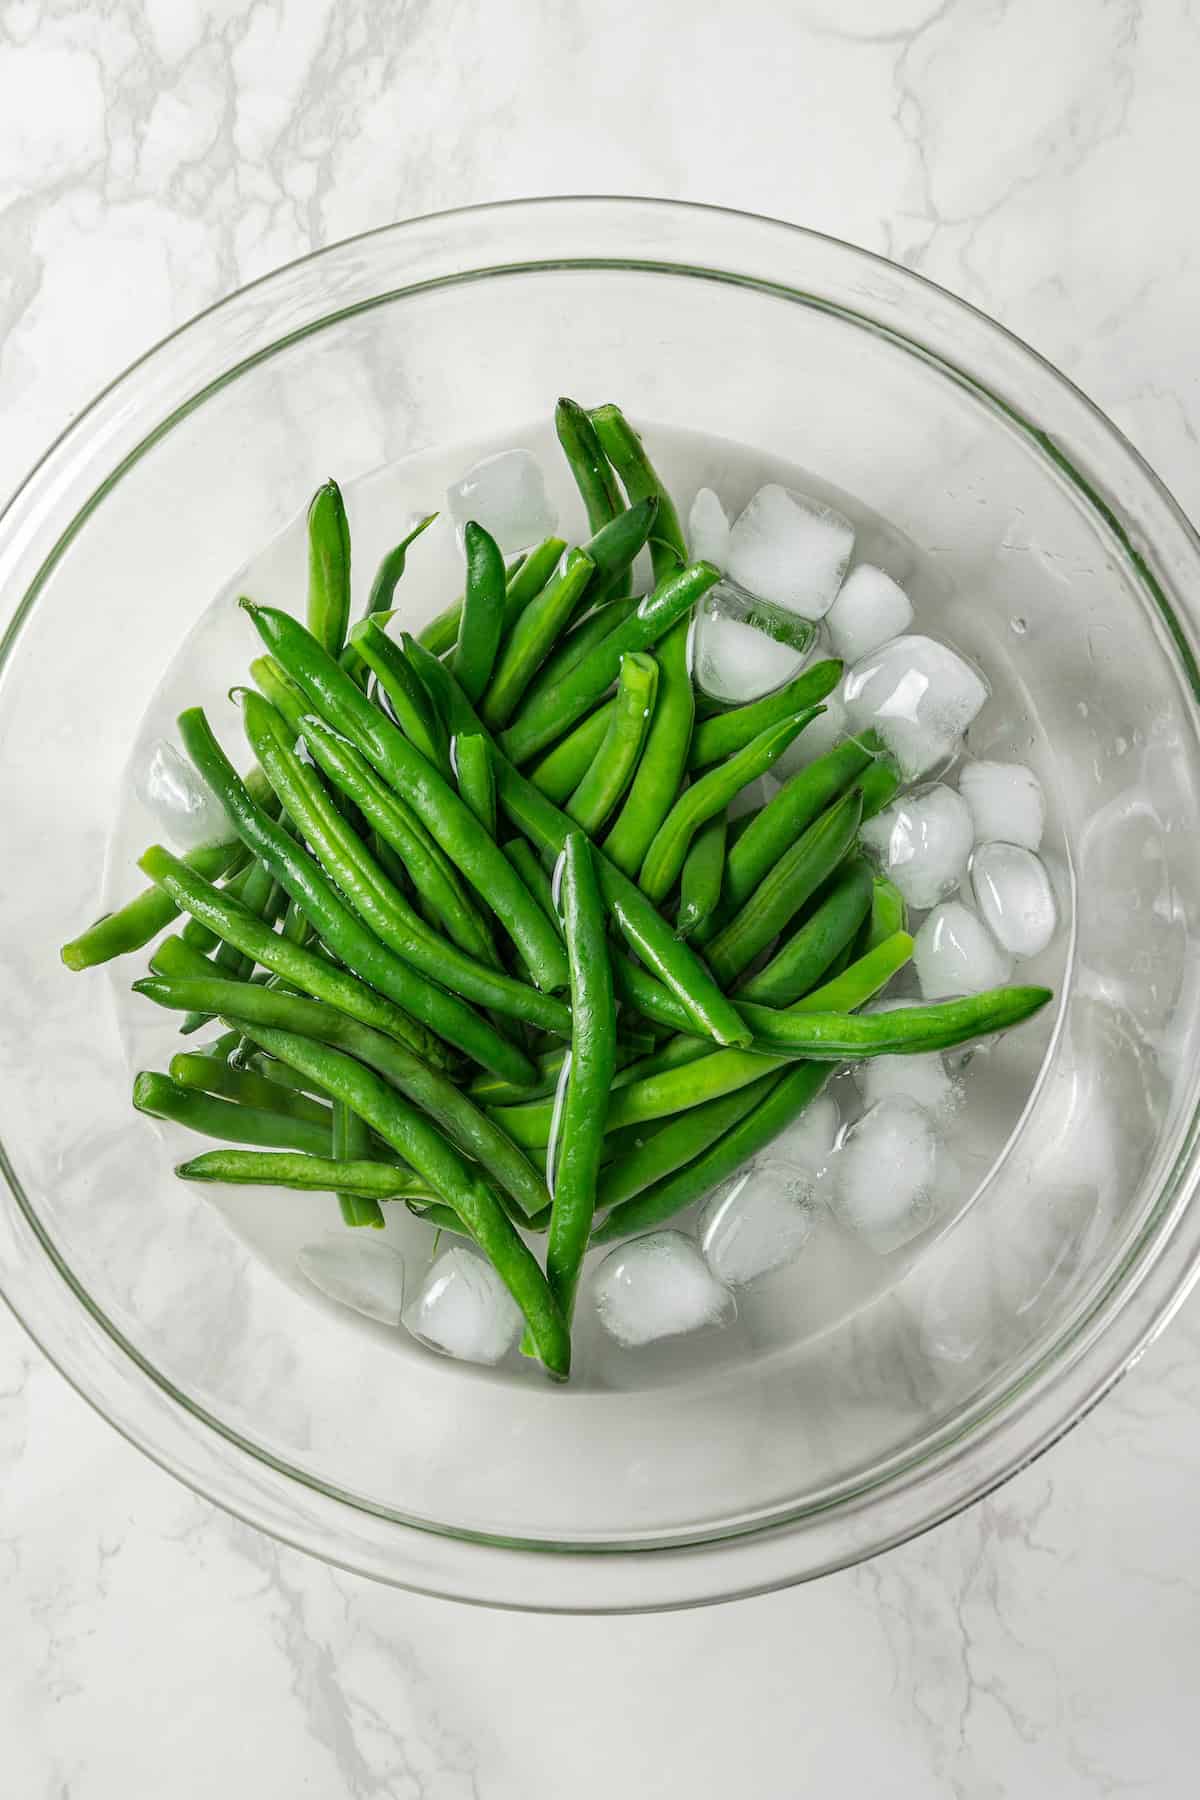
left=4, top=0, right=1200, bottom=1792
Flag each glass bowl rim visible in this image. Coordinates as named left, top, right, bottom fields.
left=3, top=194, right=1200, bottom=1611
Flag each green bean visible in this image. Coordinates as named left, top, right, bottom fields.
left=502, top=838, right=559, bottom=928
left=858, top=875, right=907, bottom=956
left=395, top=647, right=751, bottom=1048
left=168, top=1051, right=333, bottom=1128
left=134, top=975, right=552, bottom=1223
left=306, top=478, right=352, bottom=658
left=565, top=652, right=658, bottom=835
left=638, top=710, right=820, bottom=904
left=520, top=596, right=641, bottom=723
left=546, top=834, right=616, bottom=1320
left=246, top=1052, right=330, bottom=1100
left=478, top=548, right=595, bottom=730
left=406, top=1199, right=471, bottom=1237
left=453, top=520, right=507, bottom=703
left=233, top=1025, right=569, bottom=1376
left=610, top=928, right=913, bottom=1047
left=705, top=788, right=864, bottom=987
left=139, top=844, right=453, bottom=1066
left=527, top=703, right=616, bottom=802
left=418, top=536, right=566, bottom=656
left=286, top=706, right=498, bottom=969
left=594, top=1077, right=777, bottom=1214
left=453, top=733, right=496, bottom=837
left=61, top=837, right=248, bottom=972
left=176, top=1148, right=431, bottom=1201
left=736, top=855, right=874, bottom=1006
left=333, top=1102, right=384, bottom=1228
left=242, top=602, right=568, bottom=992
left=589, top=404, right=687, bottom=583
left=591, top=1063, right=833, bottom=1245
left=133, top=1070, right=335, bottom=1155
left=687, top=662, right=845, bottom=769
left=340, top=512, right=438, bottom=685
left=180, top=705, right=533, bottom=1082
left=150, top=931, right=226, bottom=981
left=579, top=984, right=1048, bottom=1155
left=676, top=811, right=727, bottom=940
left=210, top=854, right=276, bottom=987
left=602, top=615, right=694, bottom=876
left=720, top=734, right=882, bottom=917
left=555, top=396, right=624, bottom=535
left=199, top=1026, right=243, bottom=1064
left=500, top=560, right=718, bottom=765
left=350, top=619, right=448, bottom=774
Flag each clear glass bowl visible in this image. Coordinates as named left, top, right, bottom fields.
left=2, top=198, right=1200, bottom=1612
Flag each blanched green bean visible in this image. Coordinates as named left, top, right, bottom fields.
left=565, top=652, right=658, bottom=835
left=417, top=536, right=566, bottom=656
left=687, top=662, right=844, bottom=770
left=133, top=1070, right=334, bottom=1155
left=453, top=520, right=507, bottom=703
left=333, top=1102, right=385, bottom=1229
left=602, top=616, right=694, bottom=877
left=453, top=733, right=497, bottom=838
left=479, top=549, right=595, bottom=730
left=176, top=1148, right=431, bottom=1202
left=675, top=811, right=726, bottom=940
left=527, top=703, right=616, bottom=803
left=736, top=855, right=874, bottom=1006
left=306, top=478, right=352, bottom=659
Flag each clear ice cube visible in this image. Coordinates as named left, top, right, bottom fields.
left=825, top=563, right=913, bottom=665
left=699, top=1160, right=816, bottom=1286
left=832, top=1096, right=938, bottom=1254
left=913, top=900, right=1013, bottom=998
left=402, top=1245, right=523, bottom=1364
left=958, top=760, right=1045, bottom=851
left=726, top=484, right=854, bottom=621
left=135, top=737, right=232, bottom=852
left=688, top=486, right=730, bottom=568
left=843, top=634, right=989, bottom=780
left=971, top=842, right=1058, bottom=958
left=859, top=783, right=975, bottom=910
left=297, top=1238, right=407, bottom=1328
left=447, top=449, right=557, bottom=554
left=593, top=1230, right=734, bottom=1347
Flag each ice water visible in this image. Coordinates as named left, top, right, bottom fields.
left=105, top=416, right=1071, bottom=1390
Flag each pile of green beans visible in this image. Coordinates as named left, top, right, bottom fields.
left=61, top=399, right=1053, bottom=1381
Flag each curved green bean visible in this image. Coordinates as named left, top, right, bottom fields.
left=306, top=478, right=352, bottom=658
left=687, top=661, right=845, bottom=769
left=502, top=838, right=559, bottom=929
left=241, top=601, right=568, bottom=991
left=61, top=834, right=252, bottom=972
left=602, top=615, right=694, bottom=877
left=478, top=548, right=595, bottom=730
left=417, top=535, right=565, bottom=656
left=176, top=1148, right=432, bottom=1201
left=453, top=520, right=507, bottom=703
left=705, top=787, right=864, bottom=987
left=736, top=855, right=874, bottom=1006
left=135, top=974, right=552, bottom=1223
left=720, top=733, right=882, bottom=917
left=594, top=1076, right=778, bottom=1214
left=555, top=396, right=624, bottom=535
left=857, top=875, right=907, bottom=956
left=235, top=1025, right=569, bottom=1376
left=638, top=710, right=820, bottom=904
left=565, top=652, right=658, bottom=835
left=340, top=512, right=438, bottom=685
left=180, top=705, right=533, bottom=1082
left=453, top=733, right=496, bottom=837
left=546, top=834, right=616, bottom=1320
left=588, top=404, right=687, bottom=583
left=675, top=811, right=727, bottom=940
left=499, top=559, right=720, bottom=765
left=350, top=619, right=448, bottom=773
left=575, top=495, right=660, bottom=603
left=134, top=1070, right=334, bottom=1155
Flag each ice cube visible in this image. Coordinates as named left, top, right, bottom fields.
left=832, top=1097, right=938, bottom=1253
left=447, top=449, right=557, bottom=554
left=297, top=1238, right=406, bottom=1328
left=825, top=564, right=913, bottom=665
left=402, top=1245, right=523, bottom=1364
left=855, top=1002, right=961, bottom=1120
left=688, top=487, right=730, bottom=568
left=135, top=737, right=232, bottom=851
left=913, top=900, right=1013, bottom=998
left=971, top=842, right=1058, bottom=959
left=859, top=783, right=974, bottom=910
left=958, top=760, right=1045, bottom=850
left=693, top=589, right=808, bottom=703
left=593, top=1230, right=734, bottom=1347
left=773, top=685, right=848, bottom=779
left=699, top=1160, right=816, bottom=1286
left=767, top=1093, right=841, bottom=1173
left=726, top=485, right=854, bottom=621
left=843, top=634, right=989, bottom=780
